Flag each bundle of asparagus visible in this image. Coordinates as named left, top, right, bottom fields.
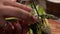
left=27, top=0, right=54, bottom=34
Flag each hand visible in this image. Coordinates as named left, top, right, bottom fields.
left=0, top=0, right=37, bottom=34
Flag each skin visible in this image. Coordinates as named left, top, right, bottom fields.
left=0, top=0, right=37, bottom=34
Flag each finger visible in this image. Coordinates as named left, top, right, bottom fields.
left=13, top=23, right=22, bottom=34
left=0, top=17, right=7, bottom=34
left=11, top=0, right=16, bottom=2
left=0, top=6, right=37, bottom=24
left=5, top=20, right=21, bottom=34
left=22, top=27, right=29, bottom=34
left=0, top=17, right=6, bottom=27
left=7, top=22, right=15, bottom=30
left=3, top=1, right=32, bottom=12
left=4, top=0, right=16, bottom=2
left=0, top=17, right=15, bottom=34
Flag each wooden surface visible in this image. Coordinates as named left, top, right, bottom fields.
left=48, top=19, right=60, bottom=34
